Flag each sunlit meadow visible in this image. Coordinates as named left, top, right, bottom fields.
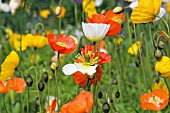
left=0, top=0, right=170, bottom=113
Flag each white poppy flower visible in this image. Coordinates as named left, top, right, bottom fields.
left=155, top=7, right=166, bottom=21
left=129, top=0, right=138, bottom=9
left=62, top=62, right=98, bottom=76
left=0, top=3, right=10, bottom=12
left=9, top=0, right=21, bottom=15
left=95, top=0, right=103, bottom=7
left=82, top=22, right=110, bottom=42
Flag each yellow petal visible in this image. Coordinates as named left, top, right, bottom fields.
left=0, top=51, right=19, bottom=80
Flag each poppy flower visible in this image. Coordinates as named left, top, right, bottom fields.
left=166, top=2, right=170, bottom=13
left=82, top=22, right=110, bottom=42
left=0, top=51, right=19, bottom=81
left=72, top=65, right=102, bottom=87
left=26, top=34, right=48, bottom=49
left=128, top=41, right=142, bottom=55
left=82, top=0, right=97, bottom=18
left=86, top=14, right=121, bottom=36
left=105, top=10, right=126, bottom=23
left=46, top=99, right=57, bottom=113
left=6, top=77, right=26, bottom=93
left=155, top=56, right=170, bottom=79
left=0, top=77, right=26, bottom=94
left=113, top=37, right=123, bottom=45
left=48, top=34, right=77, bottom=54
left=131, top=0, right=166, bottom=23
left=153, top=81, right=169, bottom=94
left=39, top=9, right=50, bottom=18
left=63, top=44, right=111, bottom=76
left=9, top=0, right=21, bottom=15
left=140, top=89, right=169, bottom=111
left=60, top=91, right=93, bottom=113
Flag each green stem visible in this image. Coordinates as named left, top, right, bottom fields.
left=27, top=88, right=29, bottom=113
left=74, top=2, right=78, bottom=26
left=149, top=23, right=153, bottom=45
left=33, top=23, right=45, bottom=35
left=59, top=18, right=62, bottom=34
left=3, top=95, right=8, bottom=113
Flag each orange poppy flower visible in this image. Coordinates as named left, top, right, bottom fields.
left=105, top=10, right=126, bottom=23
left=46, top=99, right=57, bottom=113
left=48, top=34, right=77, bottom=54
left=86, top=14, right=121, bottom=36
left=0, top=77, right=26, bottom=94
left=60, top=91, right=93, bottom=113
left=140, top=89, right=169, bottom=112
left=72, top=65, right=102, bottom=87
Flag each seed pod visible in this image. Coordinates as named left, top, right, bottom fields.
left=102, top=101, right=110, bottom=113
left=110, top=98, right=114, bottom=104
left=158, top=40, right=164, bottom=49
left=113, top=6, right=124, bottom=14
left=38, top=80, right=45, bottom=92
left=26, top=75, right=33, bottom=87
left=42, top=71, right=48, bottom=83
left=115, top=91, right=120, bottom=98
left=135, top=60, right=140, bottom=68
left=154, top=49, right=162, bottom=61
left=98, top=91, right=103, bottom=99
left=112, top=77, right=118, bottom=85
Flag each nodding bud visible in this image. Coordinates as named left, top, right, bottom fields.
left=42, top=71, right=48, bottom=83
left=98, top=91, right=103, bottom=99
left=115, top=91, right=120, bottom=98
left=135, top=60, right=140, bottom=68
left=158, top=40, right=164, bottom=49
left=113, top=6, right=124, bottom=14
left=154, top=49, right=162, bottom=61
left=26, top=75, right=33, bottom=87
left=101, top=9, right=106, bottom=14
left=110, top=98, right=114, bottom=104
left=155, top=75, right=160, bottom=83
left=38, top=80, right=45, bottom=92
left=34, top=97, right=39, bottom=109
left=102, top=101, right=110, bottom=113
left=112, top=78, right=118, bottom=85
left=55, top=6, right=61, bottom=16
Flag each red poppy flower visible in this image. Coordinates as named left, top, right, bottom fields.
left=86, top=14, right=121, bottom=36
left=48, top=34, right=77, bottom=54
left=140, top=89, right=169, bottom=112
left=105, top=10, right=126, bottom=23
left=72, top=65, right=102, bottom=87
left=0, top=77, right=26, bottom=94
left=46, top=99, right=57, bottom=113
left=60, top=91, right=93, bottom=113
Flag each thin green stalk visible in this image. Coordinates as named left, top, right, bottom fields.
left=59, top=18, right=62, bottom=34
left=27, top=88, right=29, bottom=113
left=149, top=23, right=153, bottom=45
left=74, top=2, right=78, bottom=26
left=3, top=95, right=8, bottom=113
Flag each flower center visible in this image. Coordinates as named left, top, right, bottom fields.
left=148, top=95, right=163, bottom=106
left=56, top=41, right=67, bottom=48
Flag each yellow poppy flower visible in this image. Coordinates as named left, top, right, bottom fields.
left=153, top=81, right=169, bottom=94
left=166, top=2, right=170, bottom=13
left=5, top=29, right=13, bottom=39
left=39, top=9, right=50, bottom=18
left=131, top=0, right=165, bottom=23
left=53, top=6, right=66, bottom=18
left=26, top=34, right=48, bottom=49
left=0, top=51, right=19, bottom=80
left=155, top=56, right=170, bottom=79
left=82, top=0, right=97, bottom=17
left=128, top=41, right=142, bottom=55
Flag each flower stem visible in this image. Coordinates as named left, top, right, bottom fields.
left=3, top=95, right=8, bottom=113
left=74, top=2, right=78, bottom=26
left=27, top=88, right=29, bottom=113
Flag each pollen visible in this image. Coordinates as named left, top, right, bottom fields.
left=56, top=41, right=67, bottom=48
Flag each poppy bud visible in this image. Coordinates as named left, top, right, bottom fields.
left=102, top=101, right=110, bottom=113
left=98, top=91, right=103, bottom=99
left=110, top=98, right=114, bottom=104
left=158, top=40, right=164, bottom=49
left=34, top=97, right=39, bottom=109
left=154, top=49, right=162, bottom=61
left=135, top=60, right=140, bottom=68
left=38, top=80, right=45, bottom=92
left=42, top=71, right=48, bottom=83
left=155, top=75, right=160, bottom=83
left=50, top=62, right=59, bottom=71
left=55, top=6, right=61, bottom=16
left=115, top=91, right=120, bottom=98
left=101, top=9, right=106, bottom=14
left=113, top=6, right=124, bottom=14
left=26, top=75, right=33, bottom=87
